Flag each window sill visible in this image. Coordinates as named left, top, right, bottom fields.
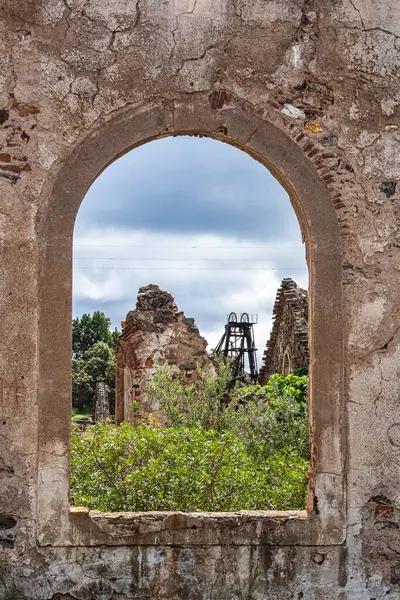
left=43, top=504, right=345, bottom=547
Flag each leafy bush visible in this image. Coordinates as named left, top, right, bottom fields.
left=147, top=365, right=309, bottom=460
left=70, top=422, right=308, bottom=512
left=266, top=373, right=308, bottom=405
left=146, top=361, right=232, bottom=430
left=238, top=373, right=308, bottom=407
left=70, top=366, right=310, bottom=512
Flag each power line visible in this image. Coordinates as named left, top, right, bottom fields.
left=73, top=267, right=305, bottom=271
left=72, top=244, right=304, bottom=249
left=73, top=257, right=304, bottom=261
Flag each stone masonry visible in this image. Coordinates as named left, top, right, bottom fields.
left=1, top=0, right=400, bottom=597
left=259, top=278, right=309, bottom=382
left=93, top=381, right=111, bottom=423
left=115, top=284, right=214, bottom=425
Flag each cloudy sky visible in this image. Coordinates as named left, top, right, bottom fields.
left=73, top=136, right=308, bottom=365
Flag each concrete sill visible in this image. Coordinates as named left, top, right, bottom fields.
left=49, top=507, right=346, bottom=547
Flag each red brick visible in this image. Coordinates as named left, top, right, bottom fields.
left=375, top=505, right=393, bottom=518
left=0, top=164, right=21, bottom=173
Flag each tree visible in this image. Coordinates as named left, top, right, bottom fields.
left=72, top=342, right=116, bottom=413
left=85, top=342, right=115, bottom=383
left=72, top=358, right=94, bottom=411
left=72, top=311, right=115, bottom=358
left=72, top=312, right=119, bottom=413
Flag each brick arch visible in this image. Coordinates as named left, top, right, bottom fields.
left=36, top=95, right=345, bottom=546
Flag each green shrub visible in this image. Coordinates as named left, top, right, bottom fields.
left=70, top=422, right=308, bottom=512
left=147, top=364, right=309, bottom=460
left=266, top=372, right=308, bottom=405
left=238, top=373, right=308, bottom=406
left=70, top=365, right=310, bottom=512
left=146, top=361, right=233, bottom=430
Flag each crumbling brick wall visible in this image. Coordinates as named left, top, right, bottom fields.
left=115, top=284, right=214, bottom=424
left=259, top=278, right=309, bottom=382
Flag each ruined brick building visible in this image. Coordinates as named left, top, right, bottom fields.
left=259, top=278, right=309, bottom=382
left=1, top=1, right=400, bottom=598
left=115, top=285, right=214, bottom=425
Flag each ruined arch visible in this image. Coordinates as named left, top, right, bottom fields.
left=36, top=96, right=344, bottom=546
left=282, top=348, right=293, bottom=375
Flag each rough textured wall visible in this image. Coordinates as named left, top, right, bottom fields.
left=115, top=284, right=213, bottom=424
left=93, top=381, right=111, bottom=422
left=0, top=0, right=400, bottom=598
left=259, top=278, right=309, bottom=382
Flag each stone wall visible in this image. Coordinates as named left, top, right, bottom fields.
left=259, top=278, right=309, bottom=382
left=1, top=0, right=400, bottom=597
left=115, top=284, right=214, bottom=424
left=93, top=381, right=110, bottom=422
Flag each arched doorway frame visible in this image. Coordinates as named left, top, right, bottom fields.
left=36, top=96, right=345, bottom=547
left=282, top=348, right=293, bottom=375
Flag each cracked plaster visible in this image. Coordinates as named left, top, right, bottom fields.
left=0, top=0, right=400, bottom=598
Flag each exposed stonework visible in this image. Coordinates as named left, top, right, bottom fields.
left=93, top=381, right=110, bottom=422
left=1, top=0, right=400, bottom=597
left=115, top=284, right=214, bottom=425
left=259, top=278, right=309, bottom=382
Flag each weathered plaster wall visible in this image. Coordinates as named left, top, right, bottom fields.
left=259, top=278, right=309, bottom=382
left=0, top=0, right=400, bottom=597
left=115, top=284, right=213, bottom=425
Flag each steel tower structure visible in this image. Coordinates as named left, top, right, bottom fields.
left=212, top=312, right=258, bottom=385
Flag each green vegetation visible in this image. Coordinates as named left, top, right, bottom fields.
left=71, top=423, right=307, bottom=511
left=72, top=311, right=118, bottom=358
left=146, top=363, right=309, bottom=459
left=70, top=366, right=309, bottom=512
left=72, top=312, right=119, bottom=414
left=71, top=407, right=92, bottom=422
left=238, top=372, right=308, bottom=408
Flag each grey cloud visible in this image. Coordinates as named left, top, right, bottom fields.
left=73, top=259, right=307, bottom=358
left=73, top=136, right=308, bottom=357
left=75, top=137, right=300, bottom=242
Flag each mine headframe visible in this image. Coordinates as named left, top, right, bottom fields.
left=212, top=312, right=258, bottom=386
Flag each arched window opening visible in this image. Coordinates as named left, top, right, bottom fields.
left=36, top=103, right=344, bottom=547
left=70, top=135, right=310, bottom=513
